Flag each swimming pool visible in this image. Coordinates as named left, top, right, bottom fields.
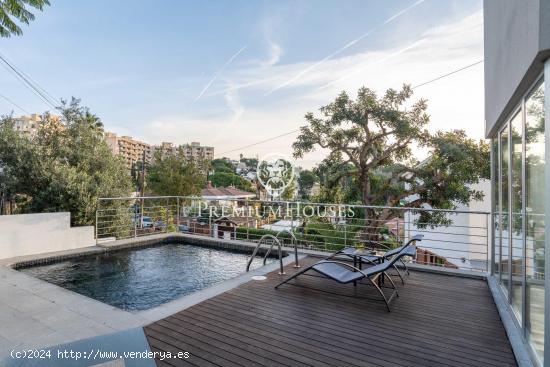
left=19, top=243, right=271, bottom=311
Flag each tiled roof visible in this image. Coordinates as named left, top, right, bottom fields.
left=201, top=185, right=255, bottom=199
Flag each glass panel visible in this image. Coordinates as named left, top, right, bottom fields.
left=499, top=124, right=510, bottom=294
left=525, top=81, right=545, bottom=364
left=510, top=111, right=523, bottom=322
left=493, top=138, right=500, bottom=276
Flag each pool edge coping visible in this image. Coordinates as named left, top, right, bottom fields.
left=0, top=232, right=304, bottom=335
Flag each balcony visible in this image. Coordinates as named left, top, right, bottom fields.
left=0, top=197, right=524, bottom=366
left=145, top=257, right=517, bottom=367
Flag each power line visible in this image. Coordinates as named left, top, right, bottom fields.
left=217, top=59, right=485, bottom=157
left=0, top=55, right=58, bottom=109
left=218, top=129, right=300, bottom=156
left=0, top=52, right=60, bottom=109
left=412, top=60, right=483, bottom=89
left=0, top=92, right=30, bottom=114
left=16, top=64, right=60, bottom=104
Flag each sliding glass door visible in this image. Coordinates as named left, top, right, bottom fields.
left=492, top=77, right=545, bottom=366
left=510, top=111, right=523, bottom=322
left=499, top=123, right=510, bottom=295
left=524, top=81, right=545, bottom=364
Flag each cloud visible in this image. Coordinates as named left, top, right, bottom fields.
left=261, top=39, right=283, bottom=67
left=264, top=0, right=426, bottom=96
left=194, top=45, right=247, bottom=102
left=140, top=9, right=484, bottom=168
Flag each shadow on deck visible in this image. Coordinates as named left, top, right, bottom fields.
left=144, top=257, right=517, bottom=367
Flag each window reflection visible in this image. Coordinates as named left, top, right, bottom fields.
left=492, top=139, right=500, bottom=276
left=499, top=125, right=510, bottom=294
left=492, top=79, right=545, bottom=365
left=525, top=81, right=545, bottom=364
left=510, top=111, right=523, bottom=322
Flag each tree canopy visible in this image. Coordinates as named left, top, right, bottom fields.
left=147, top=150, right=205, bottom=197
left=297, top=169, right=318, bottom=200
left=0, top=0, right=50, bottom=37
left=293, top=85, right=490, bottom=232
left=210, top=158, right=234, bottom=173
left=0, top=98, right=133, bottom=225
left=208, top=171, right=253, bottom=191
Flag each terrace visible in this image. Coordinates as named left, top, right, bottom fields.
left=0, top=197, right=528, bottom=366
left=146, top=258, right=516, bottom=367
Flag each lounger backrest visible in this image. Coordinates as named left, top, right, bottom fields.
left=383, top=234, right=423, bottom=258
left=365, top=235, right=423, bottom=277
left=387, top=234, right=423, bottom=264
left=384, top=245, right=405, bottom=257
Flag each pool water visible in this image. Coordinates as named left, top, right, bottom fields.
left=19, top=243, right=270, bottom=311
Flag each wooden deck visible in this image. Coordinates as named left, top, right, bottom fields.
left=144, top=257, right=517, bottom=367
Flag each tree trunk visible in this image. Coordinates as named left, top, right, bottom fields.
left=359, top=174, right=381, bottom=243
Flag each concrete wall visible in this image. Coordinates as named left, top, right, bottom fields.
left=484, top=0, right=550, bottom=137
left=0, top=212, right=95, bottom=260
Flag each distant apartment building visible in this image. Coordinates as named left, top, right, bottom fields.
left=12, top=114, right=41, bottom=137
left=153, top=141, right=214, bottom=161
left=181, top=142, right=214, bottom=161
left=104, top=132, right=152, bottom=168
left=12, top=114, right=61, bottom=138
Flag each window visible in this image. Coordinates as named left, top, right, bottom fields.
left=525, top=81, right=545, bottom=364
left=491, top=77, right=545, bottom=365
left=510, top=111, right=523, bottom=322
left=499, top=124, right=510, bottom=294
left=492, top=138, right=500, bottom=276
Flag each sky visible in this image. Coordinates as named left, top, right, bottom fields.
left=0, top=0, right=484, bottom=168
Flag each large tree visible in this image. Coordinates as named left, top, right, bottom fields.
left=293, top=85, right=489, bottom=237
left=147, top=150, right=205, bottom=197
left=312, top=158, right=357, bottom=203
left=0, top=0, right=50, bottom=37
left=0, top=98, right=133, bottom=225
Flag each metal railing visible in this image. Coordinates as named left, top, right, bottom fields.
left=246, top=234, right=285, bottom=274
left=95, top=196, right=490, bottom=272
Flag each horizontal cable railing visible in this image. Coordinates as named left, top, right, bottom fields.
left=96, top=196, right=491, bottom=272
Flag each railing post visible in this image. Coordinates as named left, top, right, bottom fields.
left=290, top=206, right=294, bottom=242
left=176, top=197, right=180, bottom=229
left=209, top=212, right=213, bottom=237
left=165, top=197, right=169, bottom=233
left=246, top=199, right=250, bottom=241
left=396, top=219, right=400, bottom=244
left=486, top=212, right=490, bottom=273
left=344, top=208, right=347, bottom=247
left=95, top=200, right=99, bottom=244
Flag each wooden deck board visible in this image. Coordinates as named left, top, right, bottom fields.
left=144, top=257, right=518, bottom=367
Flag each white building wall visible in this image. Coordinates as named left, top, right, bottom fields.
left=405, top=180, right=491, bottom=270
left=0, top=212, right=95, bottom=260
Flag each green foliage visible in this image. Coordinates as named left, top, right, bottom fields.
left=208, top=171, right=252, bottom=191
left=234, top=218, right=363, bottom=252
left=297, top=169, right=318, bottom=200
left=208, top=156, right=255, bottom=192
left=293, top=85, right=490, bottom=232
left=147, top=150, right=205, bottom=197
left=0, top=98, right=133, bottom=226
left=313, top=159, right=358, bottom=203
left=235, top=227, right=280, bottom=240
left=210, top=158, right=234, bottom=173
left=281, top=179, right=296, bottom=200
left=0, top=0, right=50, bottom=37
